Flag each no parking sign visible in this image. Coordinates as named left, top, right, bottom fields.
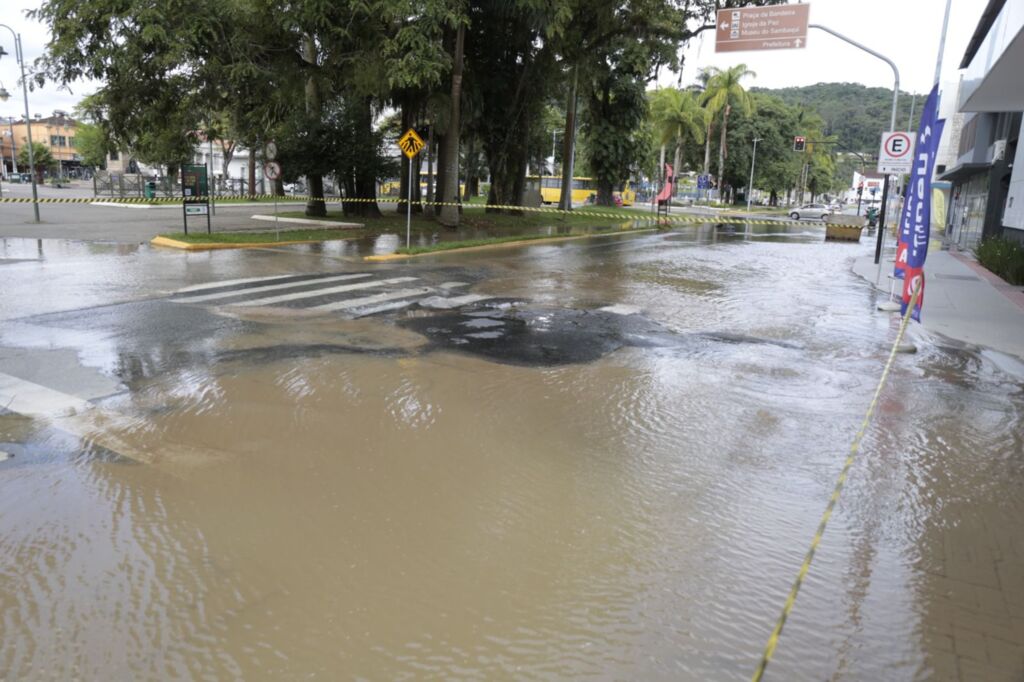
left=877, top=131, right=915, bottom=175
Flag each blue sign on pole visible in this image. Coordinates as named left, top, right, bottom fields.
left=894, top=84, right=945, bottom=321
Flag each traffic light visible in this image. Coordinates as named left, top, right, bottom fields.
left=793, top=136, right=806, bottom=152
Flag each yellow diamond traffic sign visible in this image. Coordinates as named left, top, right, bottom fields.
left=398, top=128, right=425, bottom=159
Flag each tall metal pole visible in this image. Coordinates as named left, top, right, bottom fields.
left=406, top=153, right=413, bottom=249
left=934, top=0, right=953, bottom=86
left=810, top=25, right=899, bottom=132
left=208, top=137, right=216, bottom=216
left=1, top=27, right=40, bottom=222
left=746, top=137, right=761, bottom=212
left=808, top=25, right=900, bottom=284
left=8, top=117, right=17, bottom=174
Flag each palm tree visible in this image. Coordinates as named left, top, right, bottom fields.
left=700, top=64, right=756, bottom=198
left=650, top=88, right=707, bottom=189
left=694, top=68, right=716, bottom=179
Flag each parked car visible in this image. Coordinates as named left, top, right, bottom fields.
left=789, top=203, right=832, bottom=221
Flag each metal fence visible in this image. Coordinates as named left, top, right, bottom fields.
left=92, top=172, right=179, bottom=198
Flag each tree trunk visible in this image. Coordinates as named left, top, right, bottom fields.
left=672, top=144, right=681, bottom=201
left=463, top=136, right=476, bottom=201
left=348, top=97, right=382, bottom=218
left=558, top=65, right=579, bottom=212
left=302, top=35, right=326, bottom=217
left=433, top=133, right=447, bottom=212
left=424, top=124, right=435, bottom=217
left=439, top=23, right=465, bottom=227
left=716, top=104, right=730, bottom=195
left=703, top=121, right=712, bottom=176
left=219, top=140, right=236, bottom=183
left=247, top=152, right=256, bottom=198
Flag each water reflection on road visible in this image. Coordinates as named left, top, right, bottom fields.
left=1, top=223, right=1022, bottom=679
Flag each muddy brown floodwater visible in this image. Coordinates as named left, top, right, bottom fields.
left=1, top=225, right=1023, bottom=680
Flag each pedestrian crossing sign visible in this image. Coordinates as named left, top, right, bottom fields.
left=398, top=128, right=425, bottom=159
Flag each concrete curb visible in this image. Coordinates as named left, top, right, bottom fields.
left=251, top=214, right=363, bottom=228
left=150, top=235, right=350, bottom=251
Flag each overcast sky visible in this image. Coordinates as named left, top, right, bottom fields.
left=0, top=0, right=991, bottom=123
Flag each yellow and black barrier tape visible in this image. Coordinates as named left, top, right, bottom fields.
left=750, top=284, right=922, bottom=682
left=0, top=193, right=803, bottom=227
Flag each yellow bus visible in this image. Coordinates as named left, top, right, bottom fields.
left=381, top=173, right=465, bottom=198
left=528, top=176, right=636, bottom=206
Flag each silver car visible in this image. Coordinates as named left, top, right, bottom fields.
left=789, top=203, right=832, bottom=221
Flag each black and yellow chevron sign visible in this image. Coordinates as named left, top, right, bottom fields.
left=398, top=128, right=425, bottom=159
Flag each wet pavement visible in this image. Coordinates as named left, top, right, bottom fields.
left=1, top=223, right=1023, bottom=680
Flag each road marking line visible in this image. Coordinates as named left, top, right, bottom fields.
left=0, top=371, right=94, bottom=417
left=0, top=371, right=153, bottom=464
left=350, top=298, right=426, bottom=317
left=175, top=273, right=324, bottom=293
left=310, top=287, right=431, bottom=312
left=172, top=273, right=372, bottom=303
left=599, top=304, right=641, bottom=315
left=445, top=293, right=493, bottom=306
left=417, top=293, right=493, bottom=310
left=228, top=276, right=419, bottom=307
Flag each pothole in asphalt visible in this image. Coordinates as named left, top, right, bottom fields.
left=399, top=304, right=680, bottom=366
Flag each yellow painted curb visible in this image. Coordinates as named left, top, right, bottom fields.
left=363, top=227, right=660, bottom=261
left=150, top=235, right=349, bottom=251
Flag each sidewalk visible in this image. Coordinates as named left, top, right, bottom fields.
left=853, top=247, right=1024, bottom=359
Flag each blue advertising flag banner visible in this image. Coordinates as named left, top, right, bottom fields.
left=895, top=84, right=945, bottom=321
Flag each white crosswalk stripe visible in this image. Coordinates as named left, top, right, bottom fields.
left=169, top=271, right=494, bottom=317
left=174, top=273, right=316, bottom=294
left=226, top=276, right=419, bottom=308
left=310, top=287, right=432, bottom=313
left=171, top=273, right=372, bottom=303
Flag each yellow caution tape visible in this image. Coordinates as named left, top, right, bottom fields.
left=0, top=193, right=803, bottom=227
left=751, top=284, right=922, bottom=682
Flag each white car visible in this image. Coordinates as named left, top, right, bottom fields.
left=789, top=203, right=832, bottom=221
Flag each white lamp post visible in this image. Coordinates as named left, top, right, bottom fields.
left=0, top=26, right=40, bottom=221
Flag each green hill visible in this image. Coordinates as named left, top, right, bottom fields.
left=751, top=82, right=924, bottom=155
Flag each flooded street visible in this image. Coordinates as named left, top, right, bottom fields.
left=1, top=225, right=1023, bottom=680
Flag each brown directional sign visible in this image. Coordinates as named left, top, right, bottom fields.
left=716, top=4, right=810, bottom=53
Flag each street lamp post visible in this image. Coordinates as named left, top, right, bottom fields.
left=6, top=117, right=17, bottom=174
left=746, top=137, right=762, bottom=213
left=0, top=25, right=41, bottom=222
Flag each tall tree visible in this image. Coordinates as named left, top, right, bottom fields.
left=701, top=64, right=755, bottom=199
left=18, top=143, right=54, bottom=181
left=650, top=88, right=706, bottom=182
left=438, top=20, right=466, bottom=227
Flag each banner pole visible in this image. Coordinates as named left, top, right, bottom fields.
left=874, top=174, right=890, bottom=288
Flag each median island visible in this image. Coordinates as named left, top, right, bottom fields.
left=153, top=203, right=659, bottom=253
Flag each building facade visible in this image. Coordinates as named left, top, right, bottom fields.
left=2, top=111, right=84, bottom=179
left=941, top=0, right=1024, bottom=248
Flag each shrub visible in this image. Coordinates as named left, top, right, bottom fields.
left=975, top=236, right=1024, bottom=285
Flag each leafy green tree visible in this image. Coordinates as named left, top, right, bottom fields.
left=18, top=143, right=55, bottom=180
left=72, top=122, right=109, bottom=168
left=701, top=64, right=756, bottom=197
left=720, top=93, right=801, bottom=206
left=650, top=88, right=706, bottom=183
